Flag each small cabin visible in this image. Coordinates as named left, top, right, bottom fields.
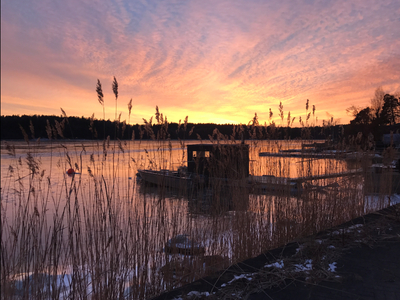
left=187, top=144, right=249, bottom=179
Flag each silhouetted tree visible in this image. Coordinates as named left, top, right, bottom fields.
left=349, top=92, right=399, bottom=127
left=380, top=94, right=400, bottom=125
left=351, top=107, right=372, bottom=125
left=370, top=86, right=385, bottom=118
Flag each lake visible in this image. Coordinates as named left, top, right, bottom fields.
left=1, top=139, right=396, bottom=299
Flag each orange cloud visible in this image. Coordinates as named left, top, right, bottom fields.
left=1, top=0, right=400, bottom=125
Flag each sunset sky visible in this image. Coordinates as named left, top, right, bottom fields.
left=1, top=0, right=400, bottom=125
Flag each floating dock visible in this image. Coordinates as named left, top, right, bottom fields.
left=292, top=169, right=363, bottom=182
left=249, top=169, right=363, bottom=194
left=258, top=150, right=347, bottom=159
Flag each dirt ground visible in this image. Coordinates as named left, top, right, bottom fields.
left=152, top=203, right=400, bottom=300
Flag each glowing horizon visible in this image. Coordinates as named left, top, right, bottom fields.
left=1, top=0, right=399, bottom=125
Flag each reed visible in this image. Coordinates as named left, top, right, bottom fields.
left=1, top=93, right=398, bottom=299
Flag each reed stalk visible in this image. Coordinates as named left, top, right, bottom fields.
left=1, top=93, right=397, bottom=299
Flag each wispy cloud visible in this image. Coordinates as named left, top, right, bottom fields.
left=1, top=0, right=400, bottom=124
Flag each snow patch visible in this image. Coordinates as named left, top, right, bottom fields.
left=221, top=273, right=255, bottom=287
left=294, top=259, right=313, bottom=272
left=332, top=223, right=363, bottom=235
left=265, top=260, right=284, bottom=269
left=328, top=262, right=337, bottom=272
left=187, top=291, right=210, bottom=297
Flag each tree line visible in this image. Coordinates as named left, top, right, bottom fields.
left=2, top=87, right=399, bottom=142
left=348, top=88, right=400, bottom=127
left=346, top=88, right=400, bottom=141
left=2, top=114, right=340, bottom=141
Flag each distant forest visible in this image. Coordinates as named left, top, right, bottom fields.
left=2, top=114, right=400, bottom=144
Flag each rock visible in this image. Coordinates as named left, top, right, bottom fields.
left=165, top=235, right=205, bottom=255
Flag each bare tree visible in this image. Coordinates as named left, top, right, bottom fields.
left=370, top=86, right=385, bottom=117
left=346, top=105, right=361, bottom=118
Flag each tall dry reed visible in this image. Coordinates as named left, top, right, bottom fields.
left=1, top=94, right=397, bottom=299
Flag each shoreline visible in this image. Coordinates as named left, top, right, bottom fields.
left=153, top=203, right=400, bottom=300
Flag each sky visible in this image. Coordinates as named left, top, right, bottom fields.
left=1, top=0, right=400, bottom=125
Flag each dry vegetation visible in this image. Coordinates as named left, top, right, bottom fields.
left=1, top=81, right=398, bottom=299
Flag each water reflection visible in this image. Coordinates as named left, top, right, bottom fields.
left=0, top=139, right=396, bottom=299
left=138, top=179, right=251, bottom=215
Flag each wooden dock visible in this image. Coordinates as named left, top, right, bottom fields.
left=138, top=167, right=364, bottom=196
left=292, top=169, right=363, bottom=182
left=249, top=169, right=363, bottom=194
left=301, top=141, right=330, bottom=151
left=258, top=151, right=345, bottom=159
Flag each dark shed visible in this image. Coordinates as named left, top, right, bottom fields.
left=187, top=144, right=249, bottom=179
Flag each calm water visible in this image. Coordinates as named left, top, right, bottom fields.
left=0, top=139, right=390, bottom=298
left=1, top=138, right=352, bottom=219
